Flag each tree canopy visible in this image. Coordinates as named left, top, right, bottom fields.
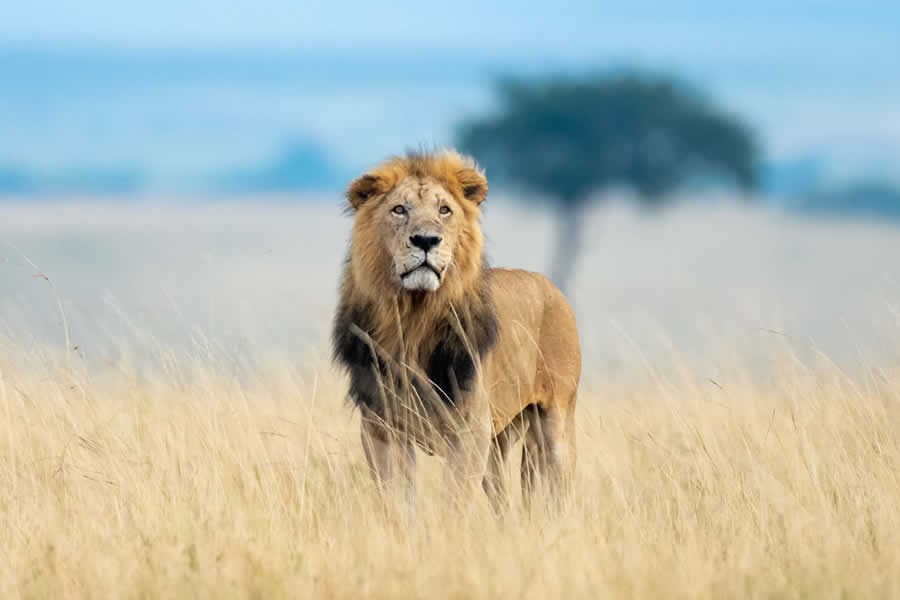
left=458, top=72, right=760, bottom=207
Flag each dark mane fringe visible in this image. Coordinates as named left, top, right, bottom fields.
left=332, top=261, right=498, bottom=413
left=423, top=276, right=498, bottom=405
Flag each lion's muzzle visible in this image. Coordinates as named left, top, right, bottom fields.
left=400, top=261, right=443, bottom=291
left=397, top=231, right=447, bottom=292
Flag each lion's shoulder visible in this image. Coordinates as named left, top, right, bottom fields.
left=485, top=268, right=559, bottom=302
left=484, top=266, right=577, bottom=356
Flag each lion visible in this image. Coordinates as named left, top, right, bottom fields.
left=332, top=149, right=581, bottom=511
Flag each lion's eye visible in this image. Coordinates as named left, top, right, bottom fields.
left=439, top=206, right=452, bottom=215
left=391, top=205, right=407, bottom=216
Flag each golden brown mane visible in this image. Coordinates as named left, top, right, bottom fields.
left=336, top=150, right=494, bottom=369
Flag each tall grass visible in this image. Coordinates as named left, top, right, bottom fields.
left=2, top=344, right=899, bottom=598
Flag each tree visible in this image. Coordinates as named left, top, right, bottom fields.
left=457, top=72, right=760, bottom=294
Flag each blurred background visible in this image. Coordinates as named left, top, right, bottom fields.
left=1, top=1, right=899, bottom=379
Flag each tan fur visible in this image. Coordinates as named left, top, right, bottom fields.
left=335, top=149, right=581, bottom=509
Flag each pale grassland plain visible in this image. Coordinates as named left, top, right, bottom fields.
left=1, top=199, right=900, bottom=598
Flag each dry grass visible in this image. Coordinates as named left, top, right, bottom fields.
left=2, top=345, right=900, bottom=598
left=3, top=201, right=900, bottom=598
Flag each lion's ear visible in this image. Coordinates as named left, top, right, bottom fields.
left=457, top=167, right=488, bottom=206
left=347, top=174, right=384, bottom=210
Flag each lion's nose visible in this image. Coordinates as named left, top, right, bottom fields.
left=410, top=234, right=442, bottom=252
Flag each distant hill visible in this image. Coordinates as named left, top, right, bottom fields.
left=762, top=156, right=825, bottom=199
left=216, top=139, right=347, bottom=194
left=0, top=164, right=145, bottom=197
left=0, top=140, right=348, bottom=198
left=785, top=180, right=900, bottom=221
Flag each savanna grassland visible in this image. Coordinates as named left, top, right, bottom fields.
left=2, top=199, right=900, bottom=598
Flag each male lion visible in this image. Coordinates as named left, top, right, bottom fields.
left=332, top=150, right=581, bottom=511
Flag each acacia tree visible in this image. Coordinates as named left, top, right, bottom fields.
left=457, top=72, right=760, bottom=294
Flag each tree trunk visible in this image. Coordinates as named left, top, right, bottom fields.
left=549, top=203, right=586, bottom=297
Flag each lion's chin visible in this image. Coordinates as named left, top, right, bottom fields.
left=401, top=267, right=441, bottom=292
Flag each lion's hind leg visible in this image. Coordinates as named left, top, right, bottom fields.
left=520, top=398, right=576, bottom=513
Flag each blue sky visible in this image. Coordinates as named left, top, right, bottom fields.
left=4, top=1, right=898, bottom=54
left=2, top=1, right=899, bottom=187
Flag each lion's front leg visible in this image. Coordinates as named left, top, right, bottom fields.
left=360, top=410, right=416, bottom=519
left=442, top=395, right=492, bottom=507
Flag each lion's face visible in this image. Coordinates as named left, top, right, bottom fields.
left=345, top=151, right=488, bottom=298
left=379, top=176, right=464, bottom=292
